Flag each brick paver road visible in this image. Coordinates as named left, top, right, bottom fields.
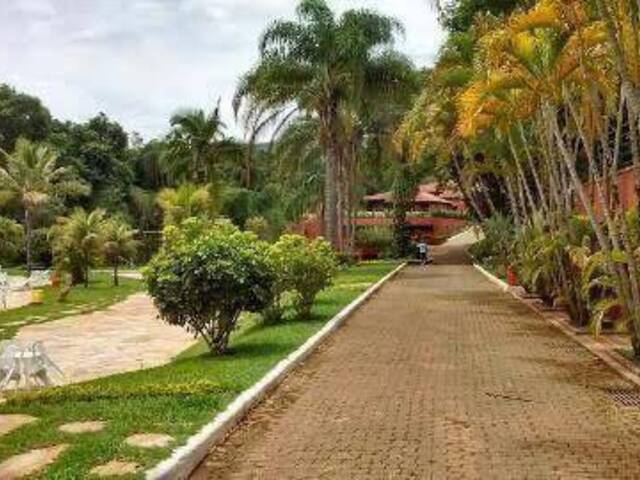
left=193, top=241, right=640, bottom=479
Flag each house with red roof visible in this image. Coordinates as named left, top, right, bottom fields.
left=355, top=183, right=468, bottom=246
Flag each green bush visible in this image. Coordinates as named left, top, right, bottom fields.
left=145, top=222, right=275, bottom=354
left=0, top=216, right=24, bottom=264
left=355, top=225, right=393, bottom=255
left=268, top=235, right=338, bottom=319
left=246, top=215, right=271, bottom=240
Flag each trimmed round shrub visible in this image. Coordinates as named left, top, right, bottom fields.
left=145, top=223, right=275, bottom=355
left=269, top=235, right=338, bottom=319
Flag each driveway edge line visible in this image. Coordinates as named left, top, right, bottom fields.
left=473, top=263, right=640, bottom=390
left=146, top=262, right=407, bottom=480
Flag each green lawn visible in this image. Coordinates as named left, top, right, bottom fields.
left=0, top=261, right=399, bottom=479
left=0, top=272, right=143, bottom=340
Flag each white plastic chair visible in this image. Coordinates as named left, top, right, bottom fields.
left=28, top=270, right=51, bottom=289
left=29, top=341, right=65, bottom=386
left=0, top=270, right=8, bottom=309
left=0, top=342, right=21, bottom=390
left=0, top=341, right=65, bottom=390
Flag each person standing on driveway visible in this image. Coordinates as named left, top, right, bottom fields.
left=417, top=239, right=429, bottom=266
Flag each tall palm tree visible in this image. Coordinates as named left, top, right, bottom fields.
left=0, top=138, right=89, bottom=272
left=165, top=101, right=227, bottom=183
left=234, top=0, right=413, bottom=250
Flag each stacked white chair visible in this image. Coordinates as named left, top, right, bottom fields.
left=0, top=270, right=8, bottom=309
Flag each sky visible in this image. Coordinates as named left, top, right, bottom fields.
left=0, top=0, right=445, bottom=140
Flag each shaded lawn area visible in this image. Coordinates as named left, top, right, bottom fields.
left=0, top=272, right=143, bottom=340
left=0, top=261, right=400, bottom=479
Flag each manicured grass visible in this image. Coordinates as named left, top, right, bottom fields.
left=0, top=272, right=143, bottom=339
left=0, top=261, right=399, bottom=479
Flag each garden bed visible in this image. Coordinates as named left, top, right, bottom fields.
left=0, top=261, right=399, bottom=479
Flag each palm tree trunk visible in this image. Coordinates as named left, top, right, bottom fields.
left=113, top=261, right=119, bottom=287
left=508, top=132, right=537, bottom=216
left=24, top=208, right=32, bottom=275
left=324, top=149, right=340, bottom=249
left=595, top=0, right=640, bottom=119
left=504, top=174, right=522, bottom=229
left=518, top=123, right=549, bottom=214
left=550, top=104, right=640, bottom=353
left=452, top=154, right=485, bottom=221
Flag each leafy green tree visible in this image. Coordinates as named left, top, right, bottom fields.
left=435, top=0, right=531, bottom=33
left=235, top=0, right=414, bottom=250
left=130, top=139, right=170, bottom=191
left=0, top=139, right=89, bottom=272
left=145, top=225, right=275, bottom=354
left=49, top=208, right=106, bottom=287
left=392, top=163, right=419, bottom=258
left=0, top=84, right=52, bottom=152
left=0, top=217, right=24, bottom=264
left=50, top=114, right=133, bottom=213
left=102, top=218, right=139, bottom=286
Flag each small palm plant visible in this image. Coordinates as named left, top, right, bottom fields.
left=102, top=218, right=139, bottom=286
left=49, top=208, right=106, bottom=287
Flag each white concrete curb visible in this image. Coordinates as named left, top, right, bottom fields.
left=473, top=263, right=509, bottom=292
left=146, top=262, right=407, bottom=480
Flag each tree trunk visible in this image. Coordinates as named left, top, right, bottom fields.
left=84, top=254, right=90, bottom=289
left=518, top=123, right=549, bottom=215
left=452, top=154, right=486, bottom=221
left=323, top=102, right=342, bottom=251
left=595, top=0, right=640, bottom=119
left=24, top=208, right=32, bottom=275
left=113, top=261, right=119, bottom=287
left=508, top=132, right=537, bottom=216
left=550, top=105, right=640, bottom=353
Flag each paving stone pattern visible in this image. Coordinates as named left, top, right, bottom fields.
left=193, top=241, right=640, bottom=479
left=14, top=293, right=194, bottom=383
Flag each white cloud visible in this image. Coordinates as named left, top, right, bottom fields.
left=13, top=0, right=56, bottom=17
left=0, top=0, right=444, bottom=140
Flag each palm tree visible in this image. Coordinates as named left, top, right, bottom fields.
left=165, top=101, right=227, bottom=183
left=234, top=0, right=413, bottom=250
left=437, top=0, right=640, bottom=354
left=0, top=138, right=89, bottom=272
left=49, top=208, right=105, bottom=287
left=102, top=218, right=139, bottom=286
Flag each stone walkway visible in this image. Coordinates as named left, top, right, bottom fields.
left=193, top=238, right=640, bottom=479
left=14, top=293, right=194, bottom=383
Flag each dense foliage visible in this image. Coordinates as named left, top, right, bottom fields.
left=400, top=0, right=640, bottom=357
left=392, top=163, right=420, bottom=257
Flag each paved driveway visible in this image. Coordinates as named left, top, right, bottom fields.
left=192, top=240, right=640, bottom=479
